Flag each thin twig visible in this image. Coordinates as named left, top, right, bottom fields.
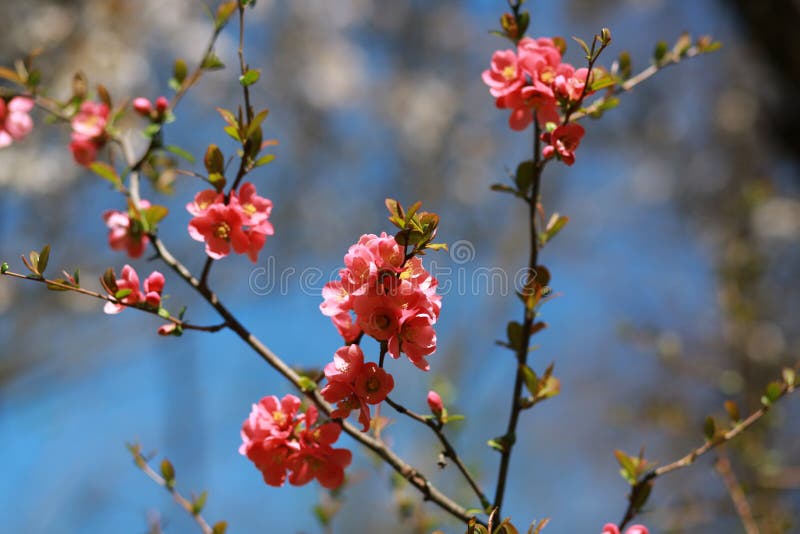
left=618, top=380, right=796, bottom=529
left=715, top=448, right=760, bottom=534
left=129, top=449, right=213, bottom=534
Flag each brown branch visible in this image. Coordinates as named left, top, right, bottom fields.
left=0, top=270, right=225, bottom=333
left=383, top=395, right=491, bottom=511
left=618, top=380, right=796, bottom=529
left=715, top=448, right=760, bottom=534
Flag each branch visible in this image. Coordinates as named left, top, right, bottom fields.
left=128, top=447, right=216, bottom=534
left=0, top=269, right=226, bottom=333
left=618, top=379, right=797, bottom=529
left=715, top=448, right=760, bottom=534
left=384, top=395, right=491, bottom=511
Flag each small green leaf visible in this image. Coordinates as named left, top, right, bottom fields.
left=653, top=40, right=669, bottom=64
left=443, top=414, right=465, bottom=423
left=37, top=245, right=50, bottom=275
left=164, top=144, right=195, bottom=163
left=521, top=364, right=539, bottom=397
left=614, top=449, right=638, bottom=485
left=223, top=125, right=241, bottom=142
left=782, top=367, right=797, bottom=388
left=703, top=415, right=716, bottom=441
left=115, top=288, right=133, bottom=300
left=173, top=59, right=188, bottom=84
left=201, top=53, right=225, bottom=71
left=204, top=144, right=225, bottom=174
left=239, top=69, right=261, bottom=87
left=89, top=162, right=121, bottom=186
left=297, top=376, right=317, bottom=392
left=506, top=321, right=523, bottom=351
left=160, top=459, right=176, bottom=488
left=212, top=521, right=228, bottom=534
left=192, top=490, right=208, bottom=515
left=618, top=51, right=632, bottom=79
left=157, top=307, right=170, bottom=319
left=141, top=205, right=169, bottom=228
left=515, top=160, right=535, bottom=193
left=254, top=154, right=275, bottom=167
left=764, top=381, right=783, bottom=404
left=572, top=36, right=590, bottom=58
left=143, top=123, right=162, bottom=138
left=487, top=433, right=515, bottom=453
left=0, top=262, right=8, bottom=274
left=215, top=0, right=238, bottom=29
left=540, top=214, right=569, bottom=245
left=247, top=108, right=270, bottom=139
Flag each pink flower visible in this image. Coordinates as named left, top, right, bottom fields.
left=69, top=137, right=99, bottom=166
left=103, top=265, right=165, bottom=314
left=188, top=204, right=249, bottom=260
left=482, top=49, right=525, bottom=98
left=324, top=344, right=364, bottom=383
left=0, top=97, right=35, bottom=147
left=353, top=292, right=401, bottom=341
left=554, top=66, right=595, bottom=103
left=387, top=311, right=436, bottom=370
left=240, top=395, right=351, bottom=489
left=602, top=524, right=649, bottom=534
left=517, top=37, right=562, bottom=82
left=541, top=123, right=585, bottom=166
left=427, top=390, right=444, bottom=416
left=353, top=363, right=394, bottom=404
left=504, top=81, right=560, bottom=131
left=330, top=312, right=362, bottom=344
left=103, top=200, right=151, bottom=258
left=71, top=101, right=109, bottom=140
left=187, top=183, right=274, bottom=263
left=70, top=101, right=109, bottom=166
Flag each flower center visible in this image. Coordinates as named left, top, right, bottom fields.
left=243, top=202, right=257, bottom=215
left=214, top=221, right=231, bottom=239
left=502, top=65, right=517, bottom=80
left=366, top=376, right=380, bottom=393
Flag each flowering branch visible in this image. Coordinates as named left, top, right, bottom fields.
left=617, top=373, right=797, bottom=529
left=0, top=268, right=225, bottom=333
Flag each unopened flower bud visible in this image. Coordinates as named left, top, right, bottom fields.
left=155, top=96, right=169, bottom=114
left=133, top=97, right=152, bottom=116
left=427, top=390, right=444, bottom=417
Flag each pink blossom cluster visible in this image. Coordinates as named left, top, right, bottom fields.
left=239, top=394, right=352, bottom=489
left=187, top=182, right=274, bottom=263
left=602, top=524, right=648, bottom=534
left=70, top=101, right=109, bottom=166
left=320, top=233, right=441, bottom=371
left=482, top=36, right=592, bottom=164
left=133, top=96, right=170, bottom=122
left=320, top=345, right=395, bottom=431
left=0, top=97, right=34, bottom=148
left=103, top=200, right=150, bottom=258
left=103, top=264, right=165, bottom=314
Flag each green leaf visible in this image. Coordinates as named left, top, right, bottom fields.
left=201, top=53, right=225, bottom=71
left=443, top=414, right=465, bottom=423
left=212, top=521, right=228, bottom=534
left=37, top=245, right=50, bottom=275
left=141, top=205, right=169, bottom=228
left=297, top=376, right=317, bottom=393
left=515, top=160, right=535, bottom=193
left=653, top=40, right=669, bottom=64
left=239, top=69, right=261, bottom=87
left=89, top=162, right=121, bottom=186
left=204, top=144, right=225, bottom=174
left=254, top=154, right=275, bottom=167
left=506, top=321, right=523, bottom=351
left=703, top=415, right=716, bottom=441
left=617, top=51, right=632, bottom=79
left=764, top=381, right=783, bottom=404
left=614, top=449, right=638, bottom=485
left=521, top=365, right=539, bottom=397
left=0, top=262, right=8, bottom=274
left=143, top=123, right=162, bottom=138
left=115, top=288, right=133, bottom=299
left=487, top=433, right=514, bottom=453
left=157, top=307, right=170, bottom=319
left=160, top=459, right=176, bottom=488
left=589, top=74, right=617, bottom=92
left=173, top=59, right=188, bottom=84
left=540, top=214, right=569, bottom=245
left=164, top=144, right=195, bottom=163
left=215, top=0, right=238, bottom=29
left=528, top=518, right=551, bottom=534
left=572, top=36, right=590, bottom=58
left=589, top=97, right=621, bottom=119
left=247, top=108, right=270, bottom=139
left=223, top=125, right=241, bottom=142
left=192, top=490, right=208, bottom=515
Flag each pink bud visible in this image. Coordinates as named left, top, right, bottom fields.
left=144, top=271, right=165, bottom=294
left=155, top=96, right=169, bottom=114
left=602, top=525, right=620, bottom=534
left=427, top=390, right=443, bottom=416
left=144, top=291, right=161, bottom=308
left=625, top=526, right=649, bottom=534
left=158, top=323, right=177, bottom=336
left=133, top=97, right=152, bottom=115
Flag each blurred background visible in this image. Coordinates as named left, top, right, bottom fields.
left=0, top=0, right=798, bottom=532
